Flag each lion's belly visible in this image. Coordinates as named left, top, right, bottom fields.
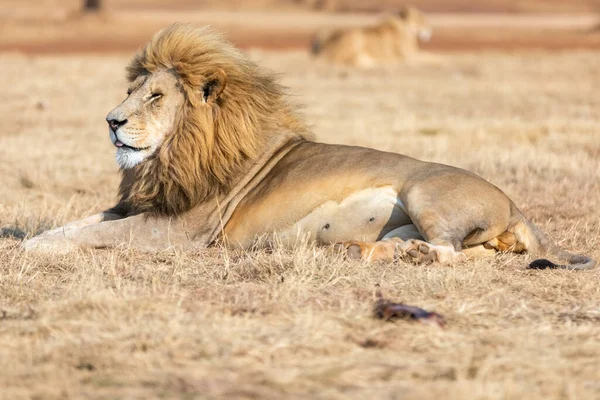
left=224, top=186, right=412, bottom=248
left=283, top=186, right=411, bottom=244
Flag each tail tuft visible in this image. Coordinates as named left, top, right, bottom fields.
left=528, top=258, right=559, bottom=270
left=515, top=210, right=597, bottom=270
left=311, top=36, right=322, bottom=55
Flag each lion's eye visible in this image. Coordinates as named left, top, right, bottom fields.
left=150, top=93, right=162, bottom=100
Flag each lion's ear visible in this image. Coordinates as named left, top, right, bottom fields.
left=398, top=7, right=409, bottom=19
left=202, top=68, right=227, bottom=103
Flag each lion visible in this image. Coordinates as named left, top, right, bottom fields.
left=23, top=23, right=596, bottom=270
left=311, top=6, right=433, bottom=67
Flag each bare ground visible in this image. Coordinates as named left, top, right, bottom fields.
left=2, top=9, right=600, bottom=53
left=1, top=49, right=600, bottom=399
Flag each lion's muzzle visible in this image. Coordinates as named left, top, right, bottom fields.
left=107, top=118, right=127, bottom=132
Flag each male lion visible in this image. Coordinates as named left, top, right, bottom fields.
left=24, top=23, right=595, bottom=270
left=311, top=6, right=433, bottom=67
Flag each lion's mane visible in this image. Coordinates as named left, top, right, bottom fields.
left=116, top=23, right=307, bottom=216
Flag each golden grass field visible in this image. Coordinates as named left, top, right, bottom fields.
left=1, top=46, right=599, bottom=398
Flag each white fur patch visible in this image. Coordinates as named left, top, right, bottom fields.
left=278, top=186, right=412, bottom=245
left=418, top=29, right=432, bottom=42
left=116, top=148, right=149, bottom=169
left=110, top=115, right=168, bottom=170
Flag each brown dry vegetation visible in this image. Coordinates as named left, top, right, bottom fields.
left=1, top=48, right=600, bottom=398
left=4, top=0, right=600, bottom=13
left=2, top=4, right=600, bottom=53
left=1, top=13, right=597, bottom=53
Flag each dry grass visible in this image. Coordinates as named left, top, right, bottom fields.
left=3, top=8, right=600, bottom=53
left=1, top=49, right=599, bottom=399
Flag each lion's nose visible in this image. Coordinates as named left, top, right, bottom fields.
left=107, top=118, right=128, bottom=131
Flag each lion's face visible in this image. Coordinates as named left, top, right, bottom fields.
left=108, top=23, right=300, bottom=216
left=400, top=7, right=432, bottom=42
left=106, top=69, right=184, bottom=169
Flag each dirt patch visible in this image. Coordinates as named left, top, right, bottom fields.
left=2, top=10, right=600, bottom=54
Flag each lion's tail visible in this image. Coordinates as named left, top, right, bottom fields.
left=311, top=33, right=324, bottom=55
left=310, top=30, right=333, bottom=56
left=514, top=212, right=596, bottom=270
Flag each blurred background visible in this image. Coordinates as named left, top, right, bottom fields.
left=2, top=0, right=600, bottom=53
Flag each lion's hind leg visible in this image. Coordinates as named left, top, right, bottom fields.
left=334, top=238, right=402, bottom=262
left=462, top=230, right=529, bottom=262
left=483, top=231, right=526, bottom=253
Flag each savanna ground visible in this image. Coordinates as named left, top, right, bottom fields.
left=1, top=7, right=600, bottom=399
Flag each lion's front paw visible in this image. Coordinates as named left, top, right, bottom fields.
left=333, top=239, right=402, bottom=262
left=22, top=234, right=78, bottom=255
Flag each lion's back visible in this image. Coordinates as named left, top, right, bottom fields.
left=315, top=28, right=366, bottom=65
left=314, top=21, right=416, bottom=66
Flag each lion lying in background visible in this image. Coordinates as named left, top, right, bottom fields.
left=23, top=23, right=595, bottom=270
left=311, top=6, right=433, bottom=67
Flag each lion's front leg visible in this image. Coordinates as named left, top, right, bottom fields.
left=22, top=212, right=195, bottom=254
left=22, top=211, right=124, bottom=254
left=33, top=212, right=123, bottom=238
